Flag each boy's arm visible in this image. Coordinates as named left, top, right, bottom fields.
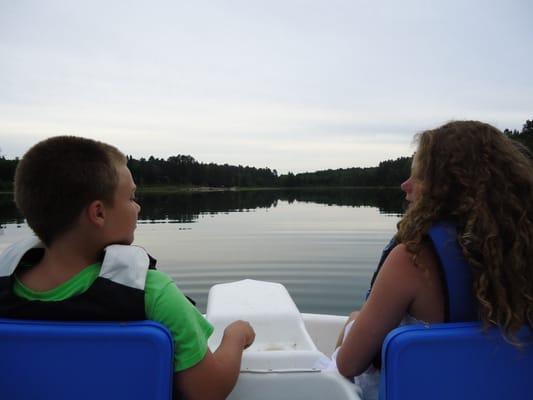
left=143, top=271, right=254, bottom=398
left=173, top=320, right=255, bottom=400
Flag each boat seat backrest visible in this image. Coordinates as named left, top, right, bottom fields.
left=379, top=322, right=533, bottom=400
left=207, top=279, right=318, bottom=354
left=0, top=319, right=174, bottom=400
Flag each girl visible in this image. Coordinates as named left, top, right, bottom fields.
left=333, top=121, right=533, bottom=399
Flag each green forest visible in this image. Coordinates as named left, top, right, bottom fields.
left=1, top=119, right=532, bottom=191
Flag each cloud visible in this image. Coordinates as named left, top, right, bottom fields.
left=0, top=0, right=531, bottom=171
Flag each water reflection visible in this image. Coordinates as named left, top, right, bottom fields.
left=1, top=188, right=404, bottom=226
left=277, top=188, right=404, bottom=214
left=0, top=193, right=24, bottom=226
left=135, top=188, right=405, bottom=224
left=135, top=201, right=400, bottom=315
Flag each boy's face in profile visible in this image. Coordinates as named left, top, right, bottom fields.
left=102, top=165, right=141, bottom=246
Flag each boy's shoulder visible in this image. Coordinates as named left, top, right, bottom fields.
left=100, top=244, right=155, bottom=290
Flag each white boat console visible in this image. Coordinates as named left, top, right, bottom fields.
left=206, top=279, right=360, bottom=400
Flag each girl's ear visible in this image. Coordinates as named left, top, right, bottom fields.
left=86, top=200, right=106, bottom=228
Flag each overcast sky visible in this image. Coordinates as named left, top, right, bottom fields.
left=1, top=0, right=531, bottom=173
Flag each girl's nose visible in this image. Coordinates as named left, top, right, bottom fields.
left=401, top=178, right=412, bottom=193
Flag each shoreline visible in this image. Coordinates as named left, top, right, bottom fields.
left=0, top=185, right=401, bottom=195
left=131, top=185, right=401, bottom=193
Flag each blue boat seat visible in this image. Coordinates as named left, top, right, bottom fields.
left=379, top=322, right=533, bottom=400
left=0, top=318, right=174, bottom=400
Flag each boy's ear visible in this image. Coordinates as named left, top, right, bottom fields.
left=86, top=200, right=106, bottom=228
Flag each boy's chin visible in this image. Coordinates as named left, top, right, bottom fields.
left=121, top=237, right=135, bottom=246
left=106, top=237, right=134, bottom=247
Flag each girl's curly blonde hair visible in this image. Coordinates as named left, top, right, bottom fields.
left=397, top=121, right=533, bottom=338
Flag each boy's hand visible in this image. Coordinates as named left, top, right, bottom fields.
left=224, top=320, right=255, bottom=349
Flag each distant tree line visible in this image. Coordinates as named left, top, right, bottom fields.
left=279, top=157, right=412, bottom=187
left=283, top=119, right=533, bottom=187
left=0, top=119, right=531, bottom=190
left=0, top=157, right=17, bottom=191
left=127, top=155, right=279, bottom=187
left=503, top=119, right=533, bottom=157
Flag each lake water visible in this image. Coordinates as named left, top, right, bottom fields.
left=0, top=188, right=404, bottom=315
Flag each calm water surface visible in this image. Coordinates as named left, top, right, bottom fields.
left=0, top=189, right=404, bottom=315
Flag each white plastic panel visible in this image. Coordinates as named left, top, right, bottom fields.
left=207, top=279, right=322, bottom=371
left=228, top=370, right=361, bottom=400
left=206, top=279, right=360, bottom=400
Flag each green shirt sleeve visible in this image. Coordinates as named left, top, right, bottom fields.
left=144, top=270, right=214, bottom=372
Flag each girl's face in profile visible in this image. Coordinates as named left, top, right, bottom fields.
left=400, top=153, right=422, bottom=203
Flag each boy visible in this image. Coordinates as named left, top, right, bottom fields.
left=0, top=136, right=254, bottom=400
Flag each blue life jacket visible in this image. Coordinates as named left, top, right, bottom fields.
left=367, top=222, right=477, bottom=322
left=427, top=222, right=477, bottom=322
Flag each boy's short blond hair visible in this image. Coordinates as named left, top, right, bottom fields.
left=15, top=136, right=127, bottom=246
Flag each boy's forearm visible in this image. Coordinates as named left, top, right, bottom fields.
left=174, top=337, right=246, bottom=400
left=174, top=321, right=254, bottom=400
left=212, top=333, right=247, bottom=394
